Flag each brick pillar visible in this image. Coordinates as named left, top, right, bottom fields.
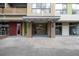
left=48, top=21, right=51, bottom=38
left=51, top=22, right=55, bottom=38
left=27, top=22, right=32, bottom=38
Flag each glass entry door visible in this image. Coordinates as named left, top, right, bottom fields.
left=32, top=23, right=47, bottom=35
left=17, top=23, right=21, bottom=35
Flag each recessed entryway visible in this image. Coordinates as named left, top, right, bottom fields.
left=32, top=23, right=48, bottom=37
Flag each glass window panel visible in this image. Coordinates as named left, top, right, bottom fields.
left=42, top=3, right=46, bottom=8
left=69, top=23, right=79, bottom=35
left=55, top=23, right=62, bottom=35
left=56, top=10, right=61, bottom=15
left=32, top=9, right=41, bottom=13
left=0, top=23, right=9, bottom=35
left=36, top=3, right=42, bottom=8
left=77, top=24, right=79, bottom=35
left=56, top=4, right=67, bottom=15
left=32, top=3, right=51, bottom=14
left=56, top=4, right=62, bottom=9
left=55, top=27, right=62, bottom=35
left=69, top=26, right=77, bottom=35
left=32, top=4, right=36, bottom=8
left=72, top=4, right=79, bottom=9
left=62, top=4, right=67, bottom=9
left=36, top=9, right=41, bottom=13
left=46, top=3, right=50, bottom=8
left=32, top=9, right=36, bottom=13
left=42, top=9, right=50, bottom=13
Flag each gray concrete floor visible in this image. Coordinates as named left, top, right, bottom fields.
left=0, top=36, right=79, bottom=56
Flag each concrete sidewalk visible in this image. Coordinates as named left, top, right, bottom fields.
left=0, top=36, right=79, bottom=56
left=0, top=36, right=79, bottom=49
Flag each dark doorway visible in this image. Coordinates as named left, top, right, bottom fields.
left=32, top=23, right=48, bottom=36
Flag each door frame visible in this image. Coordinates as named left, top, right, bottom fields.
left=16, top=23, right=21, bottom=36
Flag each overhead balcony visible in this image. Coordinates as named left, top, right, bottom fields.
left=3, top=8, right=27, bottom=15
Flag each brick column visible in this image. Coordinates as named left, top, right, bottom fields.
left=51, top=22, right=55, bottom=38
left=48, top=21, right=51, bottom=38
left=27, top=22, right=32, bottom=38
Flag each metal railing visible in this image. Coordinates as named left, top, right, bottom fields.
left=0, top=8, right=27, bottom=15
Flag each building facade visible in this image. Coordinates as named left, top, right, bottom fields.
left=0, top=3, right=79, bottom=38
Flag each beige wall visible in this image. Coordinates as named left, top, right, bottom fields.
left=51, top=22, right=55, bottom=38
left=27, top=4, right=32, bottom=16
left=62, top=23, right=69, bottom=36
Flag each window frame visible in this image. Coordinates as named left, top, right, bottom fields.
left=69, top=23, right=79, bottom=35
left=32, top=3, right=51, bottom=14
left=72, top=3, right=79, bottom=14
left=55, top=23, right=62, bottom=35
left=55, top=3, right=67, bottom=15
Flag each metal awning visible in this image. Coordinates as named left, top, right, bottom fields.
left=23, top=16, right=60, bottom=22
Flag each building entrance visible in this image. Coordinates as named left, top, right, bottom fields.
left=32, top=23, right=48, bottom=36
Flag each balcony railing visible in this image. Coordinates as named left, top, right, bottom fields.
left=0, top=8, right=3, bottom=14
left=0, top=8, right=27, bottom=15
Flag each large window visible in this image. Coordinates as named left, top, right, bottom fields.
left=32, top=3, right=51, bottom=14
left=55, top=23, right=62, bottom=35
left=69, top=23, right=79, bottom=35
left=0, top=23, right=9, bottom=35
left=72, top=4, right=79, bottom=14
left=55, top=4, right=67, bottom=15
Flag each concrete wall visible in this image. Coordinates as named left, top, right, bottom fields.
left=51, top=22, right=55, bottom=38
left=58, top=15, right=79, bottom=22
left=62, top=23, right=69, bottom=36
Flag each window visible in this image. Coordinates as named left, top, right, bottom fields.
left=72, top=4, right=79, bottom=14
left=56, top=4, right=67, bottom=15
left=55, top=23, right=62, bottom=35
left=69, top=23, right=79, bottom=35
left=9, top=3, right=27, bottom=8
left=0, top=22, right=9, bottom=35
left=32, top=3, right=51, bottom=14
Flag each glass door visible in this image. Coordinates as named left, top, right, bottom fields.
left=17, top=23, right=21, bottom=35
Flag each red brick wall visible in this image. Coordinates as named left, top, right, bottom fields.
left=9, top=22, right=17, bottom=36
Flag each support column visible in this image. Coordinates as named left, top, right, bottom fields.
left=48, top=21, right=51, bottom=38
left=62, top=23, right=69, bottom=36
left=27, top=22, right=32, bottom=38
left=22, top=22, right=24, bottom=36
left=27, top=4, right=32, bottom=16
left=51, top=22, right=55, bottom=38
left=24, top=22, right=27, bottom=36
